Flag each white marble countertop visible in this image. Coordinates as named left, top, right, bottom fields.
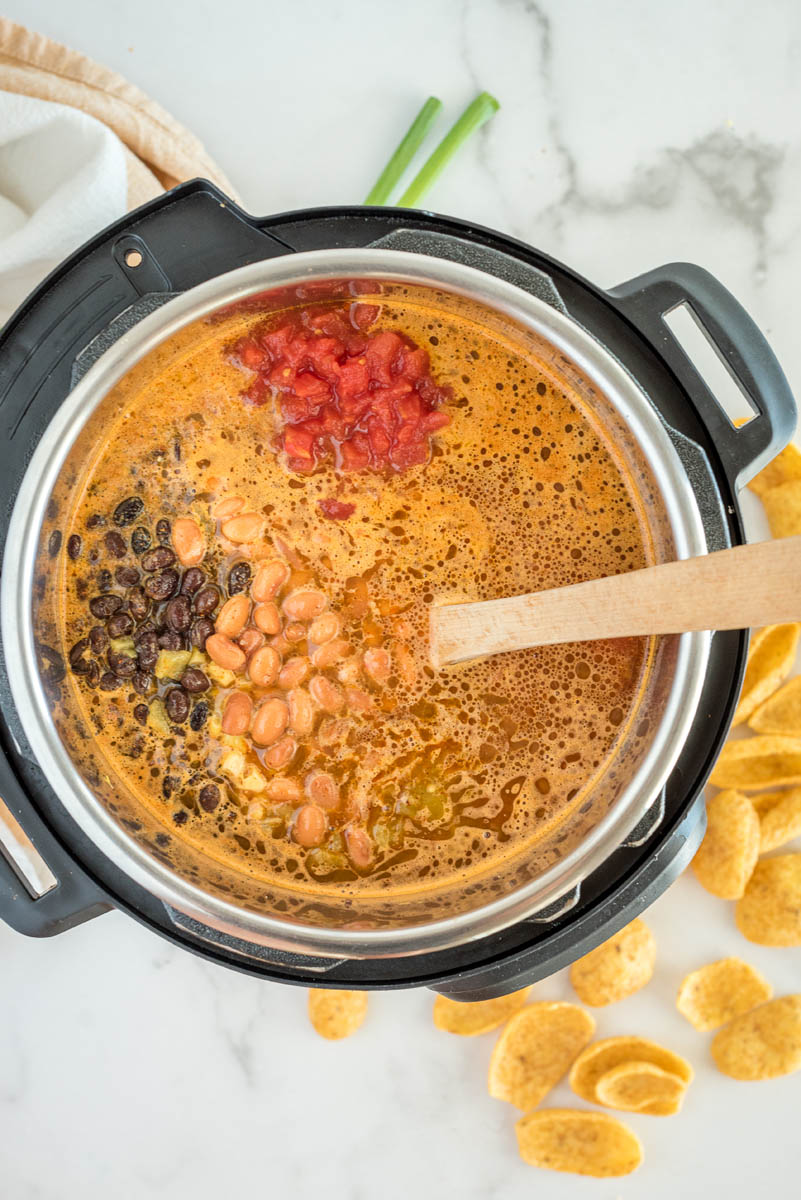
left=2, top=1, right=801, bottom=1196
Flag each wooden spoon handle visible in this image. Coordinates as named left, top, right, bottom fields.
left=430, top=535, right=801, bottom=667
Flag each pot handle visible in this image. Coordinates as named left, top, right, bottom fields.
left=0, top=743, right=110, bottom=936
left=608, top=262, right=797, bottom=489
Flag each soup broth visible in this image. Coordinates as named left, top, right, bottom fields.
left=50, top=289, right=655, bottom=900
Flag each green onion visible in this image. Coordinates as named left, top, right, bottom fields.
left=364, top=96, right=443, bottom=206
left=396, top=91, right=500, bottom=209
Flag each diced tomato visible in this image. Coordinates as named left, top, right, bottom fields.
left=229, top=308, right=452, bottom=476
left=283, top=425, right=316, bottom=468
left=350, top=303, right=380, bottom=330
left=318, top=498, right=356, bottom=520
left=235, top=337, right=266, bottom=370
left=365, top=330, right=403, bottom=385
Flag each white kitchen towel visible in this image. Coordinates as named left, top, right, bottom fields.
left=0, top=90, right=128, bottom=325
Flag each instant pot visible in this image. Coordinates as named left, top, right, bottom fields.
left=0, top=180, right=794, bottom=999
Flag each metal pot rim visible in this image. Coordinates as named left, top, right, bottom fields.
left=0, top=248, right=709, bottom=958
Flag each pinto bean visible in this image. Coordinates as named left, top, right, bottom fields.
left=206, top=633, right=246, bottom=672
left=288, top=687, right=314, bottom=736
left=251, top=559, right=291, bottom=602
left=278, top=656, right=309, bottom=689
left=345, top=825, right=374, bottom=869
left=263, top=735, right=296, bottom=769
left=238, top=627, right=265, bottom=658
left=172, top=516, right=205, bottom=566
left=221, top=691, right=253, bottom=735
left=283, top=589, right=327, bottom=621
left=293, top=804, right=327, bottom=848
left=284, top=622, right=306, bottom=644
left=266, top=777, right=302, bottom=803
left=394, top=642, right=417, bottom=686
left=312, top=638, right=351, bottom=669
left=363, top=647, right=391, bottom=685
left=251, top=698, right=289, bottom=747
left=213, top=496, right=245, bottom=520
left=253, top=602, right=281, bottom=634
left=344, top=685, right=372, bottom=714
left=248, top=645, right=280, bottom=687
left=307, top=771, right=340, bottom=811
left=215, top=594, right=251, bottom=638
left=221, top=512, right=264, bottom=544
left=338, top=657, right=362, bottom=685
left=309, top=675, right=345, bottom=714
left=308, top=612, right=340, bottom=644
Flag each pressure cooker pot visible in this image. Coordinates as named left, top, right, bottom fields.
left=0, top=182, right=793, bottom=999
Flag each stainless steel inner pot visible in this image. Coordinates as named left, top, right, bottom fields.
left=1, top=249, right=709, bottom=959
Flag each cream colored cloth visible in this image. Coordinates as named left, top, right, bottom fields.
left=0, top=18, right=236, bottom=207
left=0, top=19, right=237, bottom=323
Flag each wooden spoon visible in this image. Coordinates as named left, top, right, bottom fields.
left=430, top=535, right=801, bottom=667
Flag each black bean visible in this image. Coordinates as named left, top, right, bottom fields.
left=189, top=700, right=209, bottom=731
left=104, top=531, right=127, bottom=558
left=190, top=617, right=215, bottom=649
left=133, top=703, right=149, bottom=725
left=128, top=586, right=150, bottom=621
left=96, top=568, right=113, bottom=591
left=86, top=513, right=105, bottom=529
left=131, top=526, right=151, bottom=555
left=162, top=775, right=178, bottom=800
left=88, top=625, right=109, bottom=655
left=86, top=660, right=100, bottom=687
left=68, top=638, right=90, bottom=666
left=180, top=567, right=205, bottom=595
left=133, top=671, right=152, bottom=695
left=165, top=595, right=192, bottom=631
left=198, top=783, right=220, bottom=812
left=99, top=671, right=119, bottom=690
left=173, top=810, right=188, bottom=826
left=156, top=518, right=171, bottom=544
left=107, top=612, right=134, bottom=638
left=107, top=650, right=137, bottom=678
left=67, top=534, right=83, bottom=560
left=88, top=549, right=99, bottom=564
left=48, top=530, right=62, bottom=558
left=113, top=496, right=144, bottom=527
left=141, top=546, right=175, bottom=572
left=228, top=561, right=252, bottom=595
left=115, top=565, right=140, bottom=587
left=89, top=594, right=123, bottom=618
left=135, top=631, right=159, bottom=669
left=182, top=667, right=209, bottom=693
left=193, top=585, right=220, bottom=616
left=158, top=630, right=185, bottom=651
left=144, top=568, right=179, bottom=600
left=165, top=687, right=190, bottom=724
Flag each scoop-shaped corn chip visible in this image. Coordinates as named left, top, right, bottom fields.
left=569, top=918, right=655, bottom=1007
left=433, top=987, right=531, bottom=1036
left=750, top=789, right=788, bottom=816
left=488, top=1002, right=595, bottom=1111
left=692, top=790, right=760, bottom=899
left=676, top=957, right=773, bottom=1031
left=595, top=1060, right=687, bottom=1116
left=308, top=989, right=368, bottom=1039
left=750, top=676, right=801, bottom=735
left=761, top=480, right=801, bottom=539
left=748, top=443, right=801, bottom=496
left=733, top=624, right=800, bottom=725
left=515, top=1109, right=643, bottom=1177
left=711, top=995, right=801, bottom=1080
left=736, top=853, right=801, bottom=945
left=709, top=736, right=801, bottom=790
left=569, top=1036, right=693, bottom=1103
left=756, top=787, right=801, bottom=852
